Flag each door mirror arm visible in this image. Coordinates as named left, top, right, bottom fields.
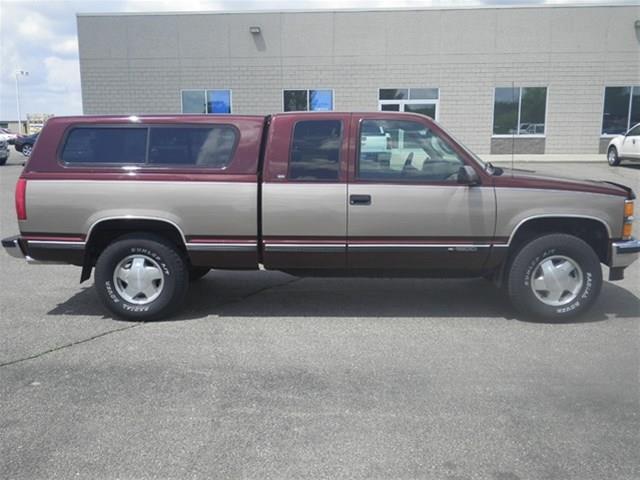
left=457, top=165, right=481, bottom=186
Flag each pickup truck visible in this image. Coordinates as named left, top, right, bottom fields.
left=2, top=112, right=639, bottom=321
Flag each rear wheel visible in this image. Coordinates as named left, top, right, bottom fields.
left=607, top=146, right=621, bottom=166
left=0, top=156, right=7, bottom=166
left=95, top=233, right=189, bottom=321
left=507, top=234, right=602, bottom=320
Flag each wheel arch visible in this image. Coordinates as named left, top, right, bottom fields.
left=84, top=216, right=188, bottom=270
left=507, top=215, right=611, bottom=264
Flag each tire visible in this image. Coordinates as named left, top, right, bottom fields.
left=189, top=267, right=210, bottom=282
left=607, top=146, right=621, bottom=166
left=95, top=233, right=189, bottom=321
left=21, top=144, right=32, bottom=157
left=507, top=234, right=602, bottom=321
left=0, top=157, right=7, bottom=166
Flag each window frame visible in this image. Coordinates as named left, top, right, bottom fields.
left=180, top=89, right=232, bottom=114
left=354, top=117, right=469, bottom=185
left=491, top=86, right=548, bottom=138
left=58, top=123, right=240, bottom=170
left=600, top=86, right=640, bottom=137
left=377, top=88, right=440, bottom=121
left=282, top=89, right=335, bottom=112
left=286, top=118, right=344, bottom=182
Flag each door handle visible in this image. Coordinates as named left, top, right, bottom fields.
left=350, top=194, right=371, bottom=205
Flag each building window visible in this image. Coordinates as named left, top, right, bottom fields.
left=288, top=120, right=342, bottom=181
left=378, top=88, right=439, bottom=119
left=493, top=87, right=547, bottom=136
left=601, top=86, right=640, bottom=135
left=181, top=89, right=231, bottom=114
left=283, top=90, right=334, bottom=112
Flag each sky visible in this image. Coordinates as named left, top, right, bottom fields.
left=0, top=0, right=634, bottom=121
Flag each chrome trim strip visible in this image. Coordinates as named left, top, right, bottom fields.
left=27, top=240, right=85, bottom=249
left=265, top=244, right=346, bottom=253
left=265, top=243, right=346, bottom=248
left=186, top=243, right=256, bottom=252
left=349, top=243, right=492, bottom=248
left=507, top=214, right=612, bottom=244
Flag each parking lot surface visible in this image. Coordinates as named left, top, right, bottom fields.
left=1, top=147, right=639, bottom=479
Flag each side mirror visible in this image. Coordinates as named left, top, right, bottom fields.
left=457, top=165, right=481, bottom=186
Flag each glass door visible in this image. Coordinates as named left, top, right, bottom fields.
left=378, top=88, right=439, bottom=119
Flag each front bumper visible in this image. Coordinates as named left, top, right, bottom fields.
left=609, top=238, right=640, bottom=268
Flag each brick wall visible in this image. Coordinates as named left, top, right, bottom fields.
left=78, top=5, right=640, bottom=155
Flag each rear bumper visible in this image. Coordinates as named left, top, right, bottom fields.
left=2, top=235, right=26, bottom=259
left=609, top=238, right=640, bottom=268
left=2, top=235, right=85, bottom=265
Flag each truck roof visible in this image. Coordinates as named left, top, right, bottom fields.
left=45, top=111, right=432, bottom=125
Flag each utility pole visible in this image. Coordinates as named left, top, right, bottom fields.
left=15, top=70, right=29, bottom=134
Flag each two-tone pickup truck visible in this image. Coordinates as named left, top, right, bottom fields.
left=3, top=112, right=639, bottom=321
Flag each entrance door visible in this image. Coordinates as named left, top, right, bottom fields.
left=347, top=115, right=496, bottom=273
left=378, top=88, right=439, bottom=120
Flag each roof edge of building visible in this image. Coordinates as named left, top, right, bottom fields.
left=76, top=2, right=639, bottom=17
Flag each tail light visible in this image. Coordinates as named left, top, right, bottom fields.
left=15, top=178, right=27, bottom=220
left=622, top=200, right=634, bottom=239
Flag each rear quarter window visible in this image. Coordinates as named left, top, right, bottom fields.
left=61, top=128, right=147, bottom=164
left=288, top=120, right=342, bottom=181
left=148, top=126, right=237, bottom=168
left=60, top=125, right=239, bottom=169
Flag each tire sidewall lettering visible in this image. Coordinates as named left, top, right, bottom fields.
left=128, top=247, right=171, bottom=276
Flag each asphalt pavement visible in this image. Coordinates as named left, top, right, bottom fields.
left=1, top=147, right=639, bottom=479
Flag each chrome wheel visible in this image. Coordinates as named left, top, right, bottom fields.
left=113, top=254, right=164, bottom=305
left=22, top=145, right=32, bottom=157
left=530, top=255, right=583, bottom=307
left=607, top=149, right=616, bottom=165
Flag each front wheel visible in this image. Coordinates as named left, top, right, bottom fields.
left=95, top=233, right=189, bottom=321
left=0, top=156, right=7, bottom=166
left=507, top=234, right=602, bottom=321
left=607, top=146, right=621, bottom=166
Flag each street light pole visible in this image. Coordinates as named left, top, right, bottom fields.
left=15, top=70, right=29, bottom=134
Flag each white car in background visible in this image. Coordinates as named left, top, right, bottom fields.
left=0, top=128, right=17, bottom=144
left=607, top=123, right=640, bottom=166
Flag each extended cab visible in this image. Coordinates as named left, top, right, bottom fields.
left=3, top=112, right=639, bottom=321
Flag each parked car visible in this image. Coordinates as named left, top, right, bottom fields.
left=14, top=133, right=38, bottom=157
left=0, top=139, right=8, bottom=165
left=0, top=128, right=17, bottom=145
left=607, top=123, right=640, bottom=166
left=2, top=113, right=639, bottom=321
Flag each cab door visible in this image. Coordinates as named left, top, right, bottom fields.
left=261, top=114, right=350, bottom=270
left=347, top=114, right=496, bottom=273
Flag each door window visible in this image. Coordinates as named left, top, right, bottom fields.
left=358, top=119, right=464, bottom=182
left=288, top=120, right=342, bottom=181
